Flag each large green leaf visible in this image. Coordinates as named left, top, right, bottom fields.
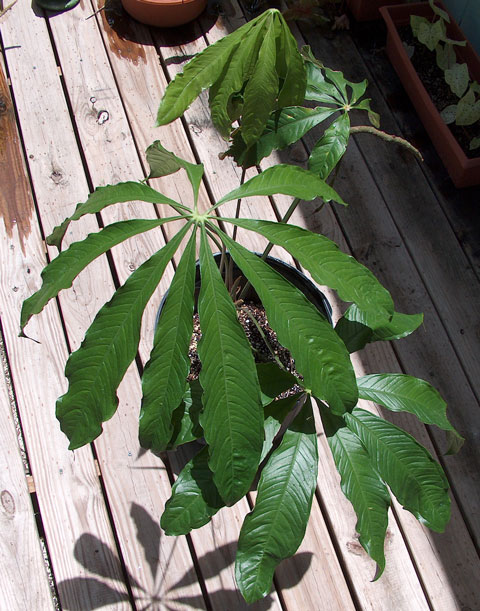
left=227, top=106, right=337, bottom=168
left=56, top=225, right=190, bottom=450
left=214, top=165, right=347, bottom=209
left=308, top=113, right=350, bottom=179
left=161, top=446, right=224, bottom=535
left=276, top=20, right=307, bottom=109
left=223, top=219, right=393, bottom=329
left=47, top=182, right=185, bottom=249
left=345, top=408, right=451, bottom=531
left=241, top=13, right=279, bottom=148
left=219, top=232, right=357, bottom=414
left=197, top=228, right=264, bottom=505
left=320, top=403, right=390, bottom=577
left=20, top=218, right=179, bottom=335
left=235, top=397, right=318, bottom=603
left=139, top=231, right=197, bottom=453
left=335, top=304, right=423, bottom=353
left=356, top=374, right=463, bottom=452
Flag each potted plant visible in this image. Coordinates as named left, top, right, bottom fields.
left=381, top=1, right=480, bottom=187
left=21, top=8, right=462, bottom=604
left=121, top=0, right=207, bottom=27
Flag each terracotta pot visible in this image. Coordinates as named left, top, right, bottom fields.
left=380, top=2, right=480, bottom=188
left=347, top=0, right=405, bottom=21
left=121, top=0, right=207, bottom=27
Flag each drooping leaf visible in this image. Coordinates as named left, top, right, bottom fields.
left=345, top=408, right=451, bottom=531
left=197, top=228, right=264, bottom=505
left=356, top=373, right=463, bottom=451
left=235, top=397, right=318, bottom=603
left=20, top=218, right=179, bottom=334
left=276, top=21, right=307, bottom=109
left=215, top=164, right=347, bottom=209
left=319, top=403, right=390, bottom=577
left=47, top=182, right=184, bottom=249
left=261, top=393, right=304, bottom=462
left=429, top=0, right=450, bottom=22
left=335, top=304, right=423, bottom=353
left=241, top=13, right=279, bottom=148
left=146, top=141, right=204, bottom=205
left=436, top=42, right=457, bottom=70
left=219, top=232, right=357, bottom=415
left=304, top=59, right=346, bottom=105
left=223, top=219, right=393, bottom=329
left=256, top=362, right=298, bottom=407
left=167, top=380, right=204, bottom=449
left=308, top=113, right=350, bottom=179
left=352, top=98, right=381, bottom=128
left=161, top=446, right=224, bottom=535
left=226, top=106, right=336, bottom=168
left=56, top=225, right=191, bottom=450
left=139, top=231, right=197, bottom=453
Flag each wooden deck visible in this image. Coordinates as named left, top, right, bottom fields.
left=1, top=2, right=479, bottom=609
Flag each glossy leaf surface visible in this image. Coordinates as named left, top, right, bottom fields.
left=256, top=362, right=298, bottom=407
left=221, top=233, right=357, bottom=414
left=308, top=113, right=350, bottom=179
left=357, top=374, right=463, bottom=450
left=235, top=397, right=318, bottom=603
left=345, top=408, right=450, bottom=531
left=161, top=446, right=224, bottom=535
left=56, top=226, right=189, bottom=449
left=47, top=182, right=183, bottom=249
left=197, top=229, right=264, bottom=505
left=139, top=231, right=197, bottom=453
left=225, top=219, right=393, bottom=329
left=320, top=403, right=390, bottom=576
left=20, top=218, right=177, bottom=334
left=215, top=164, right=347, bottom=208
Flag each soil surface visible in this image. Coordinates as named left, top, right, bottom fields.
left=399, top=25, right=480, bottom=158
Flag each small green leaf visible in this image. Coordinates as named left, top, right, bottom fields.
left=256, top=362, right=298, bottom=407
left=235, top=397, right=318, bottom=603
left=146, top=141, right=204, bottom=205
left=456, top=88, right=480, bottom=125
left=223, top=219, right=393, bottom=329
left=444, top=62, right=469, bottom=98
left=345, top=408, right=451, bottom=531
left=335, top=304, right=423, bottom=353
left=308, top=113, right=350, bottom=179
left=161, top=446, right=224, bottom=535
left=436, top=42, right=456, bottom=70
left=304, top=61, right=346, bottom=105
left=56, top=224, right=190, bottom=450
left=139, top=231, right=197, bottom=453
left=429, top=0, right=450, bottom=23
left=219, top=233, right=358, bottom=415
left=226, top=106, right=336, bottom=168
left=411, top=16, right=445, bottom=51
left=197, top=228, right=264, bottom=506
left=47, top=182, right=183, bottom=249
left=356, top=374, right=463, bottom=448
left=20, top=218, right=178, bottom=334
left=440, top=104, right=458, bottom=124
left=319, top=403, right=390, bottom=577
left=261, top=393, right=304, bottom=462
left=167, top=380, right=204, bottom=449
left=353, top=98, right=381, bottom=128
left=215, top=164, right=347, bottom=209
left=470, top=136, right=480, bottom=150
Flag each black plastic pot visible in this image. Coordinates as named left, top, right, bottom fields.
left=156, top=252, right=332, bottom=324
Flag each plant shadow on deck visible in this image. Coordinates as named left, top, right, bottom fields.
left=56, top=503, right=312, bottom=609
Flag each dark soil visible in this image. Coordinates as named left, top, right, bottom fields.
left=399, top=25, right=480, bottom=158
left=187, top=302, right=301, bottom=396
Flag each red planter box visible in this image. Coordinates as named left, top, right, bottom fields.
left=380, top=2, right=480, bottom=188
left=347, top=0, right=405, bottom=21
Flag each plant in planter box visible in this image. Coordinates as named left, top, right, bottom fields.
left=21, top=8, right=462, bottom=604
left=410, top=0, right=480, bottom=150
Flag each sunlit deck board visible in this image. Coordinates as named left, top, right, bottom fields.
left=1, top=1, right=480, bottom=609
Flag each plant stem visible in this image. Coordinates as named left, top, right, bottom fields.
left=240, top=305, right=288, bottom=373
left=350, top=125, right=424, bottom=161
